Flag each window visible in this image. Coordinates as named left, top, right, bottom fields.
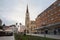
left=49, top=17, right=54, bottom=20
left=31, top=21, right=35, bottom=24
left=50, top=9, right=53, bottom=11
left=54, top=7, right=56, bottom=9
left=51, top=13, right=53, bottom=15
left=58, top=14, right=60, bottom=16
left=42, top=21, right=47, bottom=25
left=55, top=17, right=58, bottom=19
left=42, top=14, right=44, bottom=17
left=55, top=12, right=57, bottom=13
left=34, top=27, right=35, bottom=29
left=58, top=3, right=60, bottom=6
left=51, top=18, right=54, bottom=20
left=48, top=13, right=53, bottom=17
left=48, top=11, right=49, bottom=13
left=39, top=16, right=40, bottom=18
left=54, top=2, right=57, bottom=5
left=31, top=27, right=32, bottom=31
left=48, top=15, right=50, bottom=17
left=54, top=3, right=56, bottom=5
left=42, top=22, right=45, bottom=25
left=59, top=9, right=60, bottom=11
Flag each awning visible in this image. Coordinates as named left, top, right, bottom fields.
left=35, top=22, right=60, bottom=30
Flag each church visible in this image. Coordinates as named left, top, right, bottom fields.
left=25, top=5, right=36, bottom=34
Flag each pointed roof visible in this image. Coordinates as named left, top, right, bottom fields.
left=26, top=5, right=29, bottom=13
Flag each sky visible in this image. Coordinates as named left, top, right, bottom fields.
left=0, top=0, right=56, bottom=25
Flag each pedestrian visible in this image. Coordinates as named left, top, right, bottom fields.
left=54, top=30, right=57, bottom=35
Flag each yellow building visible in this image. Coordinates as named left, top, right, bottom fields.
left=29, top=21, right=37, bottom=33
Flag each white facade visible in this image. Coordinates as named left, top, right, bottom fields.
left=18, top=24, right=25, bottom=32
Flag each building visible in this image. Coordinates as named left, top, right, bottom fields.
left=18, top=23, right=25, bottom=33
left=25, top=5, right=30, bottom=33
left=10, top=25, right=17, bottom=33
left=25, top=5, right=37, bottom=34
left=36, top=0, right=60, bottom=34
left=3, top=25, right=16, bottom=33
left=29, top=21, right=37, bottom=33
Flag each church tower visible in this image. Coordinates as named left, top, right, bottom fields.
left=25, top=5, right=30, bottom=33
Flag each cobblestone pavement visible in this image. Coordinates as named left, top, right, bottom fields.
left=0, top=36, right=15, bottom=40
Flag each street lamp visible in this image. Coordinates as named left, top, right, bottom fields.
left=44, top=27, right=47, bottom=40
left=42, top=24, right=47, bottom=40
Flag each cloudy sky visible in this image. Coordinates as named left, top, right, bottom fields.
left=0, top=0, right=56, bottom=25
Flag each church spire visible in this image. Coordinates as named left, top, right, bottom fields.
left=25, top=5, right=30, bottom=33
left=26, top=4, right=30, bottom=19
left=26, top=5, right=29, bottom=13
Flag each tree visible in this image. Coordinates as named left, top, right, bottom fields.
left=24, top=29, right=26, bottom=35
left=2, top=24, right=6, bottom=31
left=19, top=23, right=22, bottom=25
left=0, top=26, right=3, bottom=29
left=0, top=19, right=2, bottom=26
left=3, top=24, right=5, bottom=26
left=0, top=19, right=2, bottom=29
left=16, top=23, right=18, bottom=25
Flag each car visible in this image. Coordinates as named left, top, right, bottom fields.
left=5, top=31, right=13, bottom=36
left=0, top=31, right=5, bottom=36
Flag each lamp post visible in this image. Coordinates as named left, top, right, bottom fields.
left=44, top=27, right=47, bottom=40
left=42, top=24, right=47, bottom=38
left=41, top=24, right=47, bottom=40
